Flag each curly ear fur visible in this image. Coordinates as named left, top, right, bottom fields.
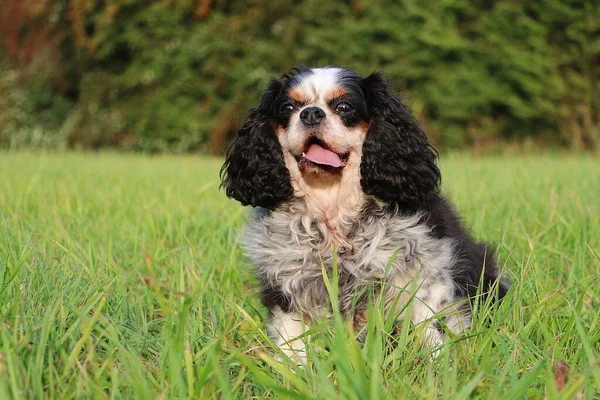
left=360, top=73, right=441, bottom=210
left=220, top=79, right=293, bottom=208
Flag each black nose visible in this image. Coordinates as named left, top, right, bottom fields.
left=300, top=107, right=326, bottom=126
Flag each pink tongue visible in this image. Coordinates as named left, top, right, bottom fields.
left=304, top=144, right=343, bottom=167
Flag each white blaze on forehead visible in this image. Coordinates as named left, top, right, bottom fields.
left=294, top=68, right=343, bottom=103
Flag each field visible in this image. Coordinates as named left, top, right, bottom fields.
left=0, top=152, right=598, bottom=399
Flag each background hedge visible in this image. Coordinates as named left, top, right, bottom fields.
left=1, top=0, right=598, bottom=153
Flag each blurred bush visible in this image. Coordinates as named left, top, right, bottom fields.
left=0, top=0, right=598, bottom=153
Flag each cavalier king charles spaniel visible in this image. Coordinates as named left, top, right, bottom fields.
left=221, top=67, right=508, bottom=363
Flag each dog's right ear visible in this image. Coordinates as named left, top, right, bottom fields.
left=220, top=79, right=293, bottom=208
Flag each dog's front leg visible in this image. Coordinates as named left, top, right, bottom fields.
left=267, top=306, right=310, bottom=364
left=410, top=280, right=471, bottom=355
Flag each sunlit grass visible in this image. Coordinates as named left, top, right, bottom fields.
left=0, top=152, right=598, bottom=399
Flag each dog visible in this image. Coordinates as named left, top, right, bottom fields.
left=221, top=67, right=508, bottom=363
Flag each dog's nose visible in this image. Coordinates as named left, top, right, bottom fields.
left=300, top=107, right=326, bottom=126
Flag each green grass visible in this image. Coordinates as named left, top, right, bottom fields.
left=0, top=152, right=598, bottom=399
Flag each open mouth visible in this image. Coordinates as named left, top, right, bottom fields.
left=298, top=137, right=349, bottom=172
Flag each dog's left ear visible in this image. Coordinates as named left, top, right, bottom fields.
left=360, top=73, right=440, bottom=210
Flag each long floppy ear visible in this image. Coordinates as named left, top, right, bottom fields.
left=220, top=79, right=293, bottom=208
left=360, top=73, right=441, bottom=210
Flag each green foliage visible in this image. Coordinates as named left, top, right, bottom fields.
left=0, top=152, right=599, bottom=397
left=0, top=57, right=71, bottom=149
left=0, top=0, right=598, bottom=152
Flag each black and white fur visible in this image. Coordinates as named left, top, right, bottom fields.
left=221, top=67, right=508, bottom=363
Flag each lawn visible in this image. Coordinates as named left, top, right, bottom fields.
left=0, top=152, right=598, bottom=399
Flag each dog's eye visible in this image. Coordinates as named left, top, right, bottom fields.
left=280, top=103, right=295, bottom=114
left=335, top=102, right=353, bottom=113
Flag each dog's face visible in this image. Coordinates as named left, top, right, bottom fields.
left=221, top=67, right=441, bottom=210
left=273, top=68, right=368, bottom=182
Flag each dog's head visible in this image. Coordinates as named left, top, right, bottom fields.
left=220, top=67, right=440, bottom=210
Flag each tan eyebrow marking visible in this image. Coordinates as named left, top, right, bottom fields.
left=288, top=88, right=310, bottom=104
left=327, top=86, right=347, bottom=101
